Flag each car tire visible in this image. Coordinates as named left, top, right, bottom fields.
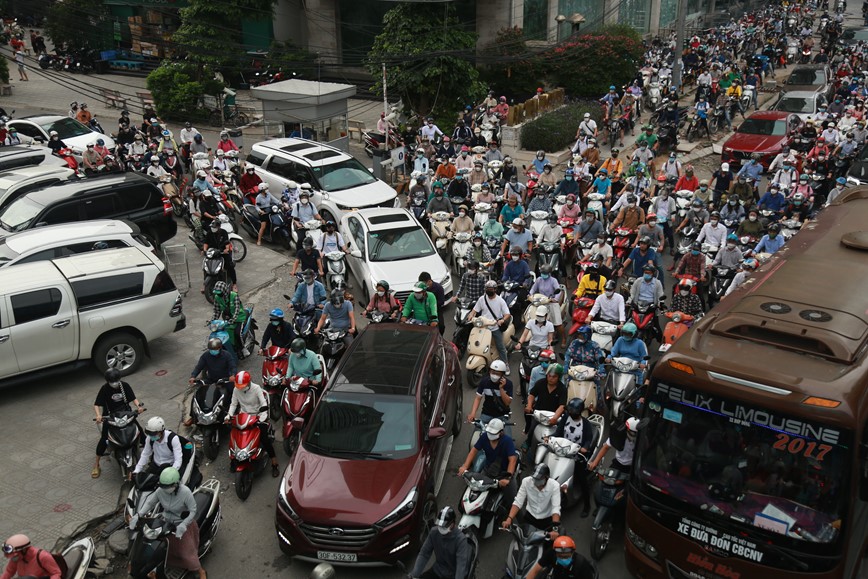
left=452, top=391, right=463, bottom=437
left=93, top=331, right=144, bottom=376
left=417, top=494, right=437, bottom=548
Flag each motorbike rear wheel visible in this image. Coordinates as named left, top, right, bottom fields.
left=231, top=238, right=247, bottom=263
left=203, top=430, right=220, bottom=461
left=283, top=431, right=300, bottom=457
left=466, top=368, right=483, bottom=389
left=591, top=522, right=611, bottom=560
left=235, top=470, right=253, bottom=500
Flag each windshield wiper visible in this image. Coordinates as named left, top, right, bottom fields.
left=329, top=449, right=388, bottom=460
left=380, top=253, right=432, bottom=262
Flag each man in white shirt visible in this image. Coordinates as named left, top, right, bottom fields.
left=586, top=280, right=625, bottom=325
left=318, top=221, right=348, bottom=254
left=696, top=211, right=727, bottom=248
left=576, top=112, right=598, bottom=138
left=133, top=416, right=183, bottom=477
left=420, top=118, right=443, bottom=141
left=179, top=122, right=200, bottom=145
left=469, top=280, right=512, bottom=373
left=502, top=463, right=562, bottom=536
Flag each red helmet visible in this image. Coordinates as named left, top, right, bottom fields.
left=540, top=348, right=556, bottom=362
left=656, top=174, right=666, bottom=182
left=234, top=371, right=251, bottom=389
left=553, top=535, right=576, bottom=553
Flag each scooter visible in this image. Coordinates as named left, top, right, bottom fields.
left=567, top=364, right=599, bottom=414
left=202, top=248, right=229, bottom=303
left=537, top=240, right=562, bottom=276
left=128, top=478, right=221, bottom=579
left=465, top=316, right=516, bottom=388
left=59, top=537, right=97, bottom=579
left=530, top=409, right=558, bottom=466
left=473, top=201, right=492, bottom=229
left=629, top=299, right=660, bottom=349
left=282, top=373, right=321, bottom=456
left=262, top=345, right=289, bottom=421
left=527, top=210, right=550, bottom=239
left=590, top=321, right=618, bottom=353
left=590, top=466, right=630, bottom=561
left=124, top=458, right=202, bottom=525
left=586, top=193, right=606, bottom=220
left=191, top=151, right=211, bottom=173
left=229, top=305, right=257, bottom=361
left=228, top=411, right=272, bottom=500
left=518, top=345, right=543, bottom=401
left=502, top=523, right=550, bottom=579
left=452, top=297, right=475, bottom=360
left=676, top=225, right=699, bottom=255
left=287, top=300, right=319, bottom=349
left=458, top=469, right=512, bottom=540
left=240, top=204, right=292, bottom=249
left=603, top=357, right=643, bottom=423
left=430, top=211, right=453, bottom=258
left=541, top=418, right=604, bottom=509
left=523, top=292, right=566, bottom=327
left=161, top=175, right=185, bottom=217
left=322, top=250, right=348, bottom=292
left=191, top=378, right=231, bottom=460
left=189, top=214, right=247, bottom=264
left=659, top=311, right=695, bottom=353
left=96, top=409, right=143, bottom=479
left=610, top=228, right=633, bottom=270
left=55, top=147, right=79, bottom=171
left=319, top=327, right=348, bottom=373
left=452, top=231, right=473, bottom=275
left=568, top=296, right=595, bottom=336
left=709, top=265, right=735, bottom=306
left=502, top=278, right=531, bottom=327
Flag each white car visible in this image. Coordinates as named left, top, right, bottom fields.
left=7, top=115, right=116, bottom=160
left=0, top=220, right=154, bottom=268
left=0, top=165, right=77, bottom=211
left=245, top=138, right=397, bottom=225
left=340, top=208, right=452, bottom=306
left=771, top=90, right=828, bottom=122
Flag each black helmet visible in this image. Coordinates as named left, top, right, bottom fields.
left=104, top=368, right=121, bottom=383
left=639, top=235, right=651, bottom=245
left=540, top=264, right=553, bottom=275
left=769, top=223, right=781, bottom=233
left=290, top=338, right=306, bottom=353
left=467, top=259, right=480, bottom=271
left=434, top=506, right=456, bottom=529
left=325, top=220, right=336, bottom=229
left=566, top=398, right=585, bottom=418
left=627, top=194, right=637, bottom=204
left=710, top=210, right=721, bottom=219
left=531, top=463, right=551, bottom=482
left=302, top=237, right=314, bottom=249
left=604, top=280, right=617, bottom=291
left=330, top=288, right=344, bottom=305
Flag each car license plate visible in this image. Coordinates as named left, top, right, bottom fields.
left=317, top=551, right=357, bottom=562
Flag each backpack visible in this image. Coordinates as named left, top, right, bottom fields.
left=166, top=431, right=195, bottom=464
left=37, top=548, right=68, bottom=577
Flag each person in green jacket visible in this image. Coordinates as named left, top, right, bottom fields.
left=212, top=281, right=248, bottom=351
left=401, top=281, right=439, bottom=326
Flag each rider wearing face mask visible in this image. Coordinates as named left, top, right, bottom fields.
left=92, top=368, right=144, bottom=478
left=671, top=278, right=704, bottom=317
left=736, top=208, right=763, bottom=237
left=226, top=371, right=280, bottom=476
left=426, top=181, right=453, bottom=215
left=288, top=338, right=322, bottom=386
left=315, top=289, right=356, bottom=349
left=714, top=233, right=744, bottom=269
left=516, top=305, right=555, bottom=354
left=401, top=281, right=439, bottom=327
left=410, top=507, right=473, bottom=579
left=188, top=337, right=237, bottom=397
left=289, top=269, right=328, bottom=320
left=586, top=280, right=625, bottom=325
left=364, top=280, right=401, bottom=320
left=696, top=210, right=727, bottom=248
left=526, top=535, right=596, bottom=579
left=502, top=246, right=532, bottom=288
left=529, top=265, right=564, bottom=344
left=259, top=309, right=296, bottom=353
left=133, top=416, right=185, bottom=479
left=451, top=204, right=475, bottom=234
left=1, top=534, right=63, bottom=579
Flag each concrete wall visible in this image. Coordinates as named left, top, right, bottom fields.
left=273, top=0, right=305, bottom=44
left=476, top=0, right=513, bottom=53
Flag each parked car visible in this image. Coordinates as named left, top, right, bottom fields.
left=783, top=64, right=833, bottom=99
left=0, top=220, right=154, bottom=268
left=6, top=116, right=116, bottom=160
left=0, top=145, right=68, bottom=172
left=276, top=324, right=462, bottom=566
left=0, top=173, right=177, bottom=247
left=0, top=246, right=185, bottom=380
left=340, top=208, right=453, bottom=306
left=721, top=111, right=803, bottom=169
left=0, top=165, right=77, bottom=211
left=846, top=144, right=868, bottom=186
left=770, top=90, right=828, bottom=122
left=245, top=138, right=397, bottom=224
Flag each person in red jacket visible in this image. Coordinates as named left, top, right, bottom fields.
left=1, top=534, right=61, bottom=579
left=239, top=166, right=263, bottom=202
left=675, top=165, right=699, bottom=191
left=216, top=131, right=239, bottom=153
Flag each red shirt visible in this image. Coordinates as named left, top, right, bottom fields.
left=239, top=172, right=262, bottom=195
left=1, top=547, right=62, bottom=579
left=675, top=175, right=699, bottom=192
left=216, top=138, right=238, bottom=153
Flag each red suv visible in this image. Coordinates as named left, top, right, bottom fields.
left=721, top=111, right=803, bottom=170
left=275, top=324, right=463, bottom=566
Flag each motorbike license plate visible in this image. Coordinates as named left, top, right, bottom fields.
left=317, top=551, right=358, bottom=562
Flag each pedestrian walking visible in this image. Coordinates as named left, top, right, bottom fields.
left=14, top=50, right=28, bottom=81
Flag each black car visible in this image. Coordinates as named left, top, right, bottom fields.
left=0, top=173, right=177, bottom=246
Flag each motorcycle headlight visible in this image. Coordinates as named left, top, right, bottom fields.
left=235, top=449, right=250, bottom=461
left=375, top=487, right=417, bottom=528
left=143, top=524, right=163, bottom=540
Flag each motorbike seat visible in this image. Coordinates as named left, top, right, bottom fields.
left=586, top=422, right=601, bottom=456
left=63, top=549, right=84, bottom=578
left=194, top=492, right=212, bottom=527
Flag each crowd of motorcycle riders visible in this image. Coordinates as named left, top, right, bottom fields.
left=5, top=0, right=868, bottom=577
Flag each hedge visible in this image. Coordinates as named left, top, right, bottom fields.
left=520, top=101, right=599, bottom=153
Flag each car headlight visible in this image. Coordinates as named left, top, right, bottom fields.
left=847, top=176, right=861, bottom=186
left=278, top=466, right=301, bottom=523
left=440, top=274, right=451, bottom=287
left=375, top=487, right=417, bottom=529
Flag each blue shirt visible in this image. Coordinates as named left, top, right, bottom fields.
left=754, top=234, right=785, bottom=254
left=636, top=278, right=656, bottom=302
left=505, top=228, right=534, bottom=252
left=291, top=280, right=327, bottom=308
left=530, top=275, right=561, bottom=299
left=592, top=177, right=611, bottom=194
left=502, top=259, right=531, bottom=283
left=193, top=177, right=218, bottom=195
left=500, top=204, right=524, bottom=224
left=322, top=300, right=352, bottom=330
left=291, top=201, right=317, bottom=222
left=758, top=191, right=787, bottom=212
left=737, top=161, right=762, bottom=181
left=532, top=158, right=550, bottom=173
left=473, top=434, right=517, bottom=472
left=626, top=247, right=658, bottom=278
left=610, top=336, right=648, bottom=363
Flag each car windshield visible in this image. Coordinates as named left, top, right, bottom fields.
left=0, top=196, right=42, bottom=232
left=311, top=157, right=377, bottom=192
left=843, top=28, right=868, bottom=40
left=775, top=97, right=815, bottom=114
left=637, top=382, right=849, bottom=551
left=366, top=226, right=435, bottom=262
left=305, top=392, right=417, bottom=458
left=738, top=118, right=787, bottom=136
left=786, top=69, right=825, bottom=85
left=40, top=118, right=93, bottom=140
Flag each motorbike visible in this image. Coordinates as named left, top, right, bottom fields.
left=787, top=38, right=799, bottom=63
left=708, top=265, right=735, bottom=306
left=322, top=250, right=348, bottom=292
left=458, top=469, right=512, bottom=540
left=780, top=217, right=803, bottom=241
left=684, top=112, right=702, bottom=142
left=740, top=85, right=756, bottom=113
left=610, top=228, right=634, bottom=270
left=518, top=345, right=542, bottom=401
left=191, top=379, right=231, bottom=460
left=473, top=201, right=492, bottom=229
left=502, top=523, right=550, bottom=579
left=465, top=316, right=516, bottom=388
left=501, top=279, right=530, bottom=329
left=586, top=193, right=607, bottom=221
left=646, top=81, right=661, bottom=110
left=566, top=364, right=600, bottom=415
left=452, top=297, right=475, bottom=360
left=96, top=409, right=143, bottom=479
left=161, top=175, right=185, bottom=217
left=527, top=210, right=550, bottom=240
left=530, top=409, right=558, bottom=466
left=536, top=240, right=562, bottom=277
left=287, top=300, right=320, bottom=349
left=676, top=225, right=699, bottom=255
left=541, top=419, right=605, bottom=509
left=629, top=299, right=660, bottom=348
left=659, top=311, right=695, bottom=353
left=58, top=538, right=97, bottom=579
left=262, top=346, right=289, bottom=421
left=590, top=320, right=618, bottom=353
left=189, top=214, right=247, bottom=264
left=568, top=295, right=595, bottom=337
left=319, top=327, right=348, bottom=373
left=800, top=46, right=812, bottom=64
left=430, top=211, right=453, bottom=259
left=606, top=117, right=622, bottom=148
left=410, top=191, right=429, bottom=231
left=708, top=103, right=726, bottom=134
left=656, top=122, right=678, bottom=153
left=603, top=357, right=644, bottom=423
left=202, top=248, right=229, bottom=303
left=451, top=231, right=473, bottom=276
left=282, top=373, right=321, bottom=456
left=522, top=292, right=566, bottom=327
left=240, top=204, right=292, bottom=249
left=128, top=478, right=221, bottom=579
left=590, top=466, right=631, bottom=561
left=228, top=411, right=272, bottom=500
left=55, top=147, right=79, bottom=171
left=191, top=151, right=211, bottom=173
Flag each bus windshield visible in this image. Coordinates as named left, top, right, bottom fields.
left=636, top=382, right=849, bottom=550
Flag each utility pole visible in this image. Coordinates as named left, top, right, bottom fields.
left=382, top=61, right=389, bottom=149
left=672, top=0, right=688, bottom=91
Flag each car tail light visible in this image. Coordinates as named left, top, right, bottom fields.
left=170, top=296, right=183, bottom=317
left=161, top=196, right=172, bottom=216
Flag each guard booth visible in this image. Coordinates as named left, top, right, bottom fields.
left=250, top=79, right=356, bottom=152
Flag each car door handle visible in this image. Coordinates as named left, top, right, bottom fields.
left=0, top=335, right=8, bottom=344
left=52, top=320, right=71, bottom=329
left=439, top=412, right=446, bottom=426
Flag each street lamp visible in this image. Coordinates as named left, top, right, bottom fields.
left=568, top=12, right=586, bottom=34
left=555, top=14, right=567, bottom=41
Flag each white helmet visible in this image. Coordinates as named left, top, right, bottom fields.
left=287, top=180, right=298, bottom=189
left=216, top=149, right=225, bottom=157
left=196, top=170, right=207, bottom=179
left=490, top=359, right=508, bottom=373
left=535, top=305, right=548, bottom=317
left=49, top=130, right=58, bottom=137
left=145, top=416, right=166, bottom=435
left=626, top=417, right=640, bottom=433
left=258, top=182, right=269, bottom=191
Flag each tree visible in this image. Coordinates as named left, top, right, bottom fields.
left=44, top=0, right=111, bottom=53
left=367, top=3, right=485, bottom=118
left=479, top=26, right=542, bottom=100
left=146, top=62, right=224, bottom=122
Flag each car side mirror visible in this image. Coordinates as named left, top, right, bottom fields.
left=291, top=417, right=305, bottom=431
left=350, top=248, right=362, bottom=258
left=427, top=426, right=447, bottom=440
left=33, top=136, right=45, bottom=143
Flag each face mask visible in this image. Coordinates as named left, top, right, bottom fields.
left=748, top=215, right=757, bottom=221
left=541, top=273, right=549, bottom=280
left=110, top=381, right=122, bottom=389
left=149, top=434, right=160, bottom=442
left=691, top=250, right=700, bottom=256
left=304, top=278, right=314, bottom=285
left=511, top=255, right=519, bottom=262
left=556, top=556, right=572, bottom=567
left=565, top=176, right=573, bottom=181
left=710, top=220, right=719, bottom=226
left=271, top=320, right=280, bottom=326
left=301, top=198, right=309, bottom=205
left=700, top=186, right=708, bottom=192
left=296, top=352, right=305, bottom=358
left=485, top=289, right=496, bottom=297
left=376, top=290, right=385, bottom=297
left=486, top=432, right=500, bottom=441
left=679, top=289, right=690, bottom=296
left=769, top=232, right=777, bottom=238
left=605, top=290, right=614, bottom=297
left=436, top=526, right=450, bottom=535
left=209, top=349, right=221, bottom=356
left=414, top=291, right=425, bottom=300
left=459, top=212, right=466, bottom=218
left=643, top=274, right=653, bottom=281
left=566, top=200, right=574, bottom=205
left=489, top=373, right=501, bottom=383
left=623, top=335, right=635, bottom=342
left=473, top=240, right=482, bottom=247
left=536, top=316, right=546, bottom=323
left=794, top=200, right=802, bottom=205
left=475, top=167, right=481, bottom=171
left=648, top=221, right=657, bottom=227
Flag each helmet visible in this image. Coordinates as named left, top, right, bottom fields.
left=727, top=233, right=738, bottom=242
left=540, top=264, right=553, bottom=275
left=566, top=398, right=586, bottom=418
left=2, top=534, right=30, bottom=554
left=234, top=370, right=251, bottom=388
left=309, top=564, right=337, bottom=579
left=638, top=235, right=651, bottom=245
left=691, top=240, right=702, bottom=250
left=467, top=259, right=480, bottom=271
left=793, top=192, right=805, bottom=202
left=485, top=279, right=498, bottom=289
left=626, top=417, right=640, bottom=433
left=207, top=337, right=223, bottom=350
left=151, top=157, right=160, bottom=164
left=484, top=418, right=505, bottom=435
left=621, top=322, right=638, bottom=339
left=290, top=338, right=306, bottom=353
left=540, top=348, right=556, bottom=362
left=604, top=280, right=617, bottom=291
left=742, top=257, right=759, bottom=270
left=216, top=149, right=225, bottom=157
left=302, top=237, right=314, bottom=249
left=576, top=325, right=593, bottom=343
left=145, top=416, right=166, bottom=436
left=196, top=170, right=207, bottom=179
left=678, top=277, right=695, bottom=289
left=490, top=359, right=508, bottom=373
left=546, top=363, right=564, bottom=377
left=531, top=463, right=551, bottom=481
left=269, top=308, right=284, bottom=320
left=258, top=182, right=270, bottom=192
left=535, top=305, right=548, bottom=317
left=435, top=506, right=456, bottom=529
left=646, top=213, right=657, bottom=221
left=611, top=148, right=620, bottom=155
left=376, top=280, right=390, bottom=291
left=49, top=130, right=58, bottom=137
left=553, top=535, right=576, bottom=554
left=159, top=467, right=181, bottom=486
left=330, top=288, right=344, bottom=304
left=710, top=210, right=721, bottom=219
left=325, top=220, right=336, bottom=229
left=104, top=368, right=121, bottom=383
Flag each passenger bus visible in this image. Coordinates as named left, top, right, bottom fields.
left=626, top=188, right=868, bottom=579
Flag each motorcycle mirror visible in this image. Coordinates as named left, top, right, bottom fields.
left=349, top=249, right=362, bottom=258
left=283, top=294, right=293, bottom=300
left=291, top=417, right=305, bottom=430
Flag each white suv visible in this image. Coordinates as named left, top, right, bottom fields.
left=245, top=138, right=397, bottom=224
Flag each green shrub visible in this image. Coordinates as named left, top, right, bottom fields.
left=146, top=62, right=224, bottom=122
left=0, top=55, right=8, bottom=84
left=520, top=101, right=599, bottom=153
